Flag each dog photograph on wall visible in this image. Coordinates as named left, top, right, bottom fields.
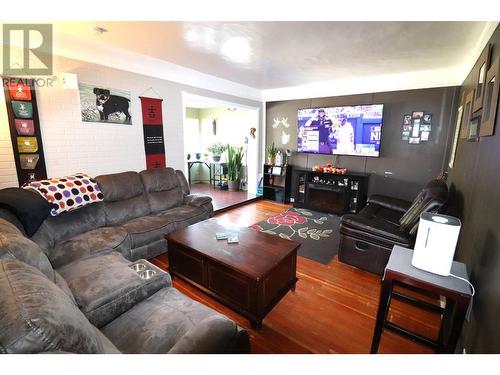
left=79, top=83, right=132, bottom=125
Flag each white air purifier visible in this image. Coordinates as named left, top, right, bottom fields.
left=411, top=212, right=461, bottom=276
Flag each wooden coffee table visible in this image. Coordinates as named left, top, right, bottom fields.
left=165, top=218, right=300, bottom=329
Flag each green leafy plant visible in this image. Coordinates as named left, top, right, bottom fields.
left=267, top=142, right=278, bottom=158
left=226, top=144, right=243, bottom=181
left=207, top=142, right=226, bottom=156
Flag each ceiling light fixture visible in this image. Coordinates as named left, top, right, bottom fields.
left=221, top=37, right=251, bottom=64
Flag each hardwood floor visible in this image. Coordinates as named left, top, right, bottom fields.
left=190, top=183, right=258, bottom=212
left=151, top=200, right=441, bottom=354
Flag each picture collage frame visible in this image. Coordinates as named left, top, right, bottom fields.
left=401, top=111, right=432, bottom=144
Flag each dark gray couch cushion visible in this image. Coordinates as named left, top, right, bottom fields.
left=121, top=214, right=175, bottom=248
left=128, top=238, right=168, bottom=261
left=156, top=205, right=212, bottom=231
left=101, top=287, right=248, bottom=354
left=96, top=171, right=144, bottom=202
left=30, top=203, right=106, bottom=253
left=96, top=171, right=151, bottom=225
left=140, top=168, right=184, bottom=213
left=0, top=219, right=55, bottom=282
left=103, top=195, right=152, bottom=226
left=0, top=207, right=26, bottom=235
left=54, top=271, right=77, bottom=305
left=176, top=170, right=190, bottom=195
left=0, top=259, right=117, bottom=353
left=57, top=252, right=171, bottom=328
left=50, top=226, right=130, bottom=269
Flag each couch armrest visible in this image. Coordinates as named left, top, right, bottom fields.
left=168, top=315, right=250, bottom=354
left=367, top=194, right=412, bottom=214
left=183, top=194, right=212, bottom=207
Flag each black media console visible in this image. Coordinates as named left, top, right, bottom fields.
left=292, top=169, right=369, bottom=215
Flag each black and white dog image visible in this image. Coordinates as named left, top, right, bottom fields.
left=93, top=88, right=131, bottom=122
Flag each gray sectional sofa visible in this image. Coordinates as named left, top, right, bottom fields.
left=0, top=167, right=250, bottom=354
left=30, top=167, right=213, bottom=268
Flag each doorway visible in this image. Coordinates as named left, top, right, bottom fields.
left=182, top=93, right=261, bottom=211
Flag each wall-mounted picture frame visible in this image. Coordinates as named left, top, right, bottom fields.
left=480, top=56, right=500, bottom=137
left=271, top=166, right=282, bottom=175
left=472, top=44, right=491, bottom=113
left=79, top=83, right=132, bottom=125
left=467, top=118, right=480, bottom=142
left=460, top=89, right=474, bottom=139
left=448, top=105, right=463, bottom=169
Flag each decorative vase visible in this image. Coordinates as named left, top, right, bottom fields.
left=187, top=154, right=191, bottom=160
left=195, top=153, right=201, bottom=160
left=212, top=155, right=221, bottom=162
left=267, top=156, right=275, bottom=165
left=228, top=179, right=240, bottom=192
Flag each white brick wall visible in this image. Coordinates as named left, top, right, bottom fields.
left=0, top=55, right=262, bottom=188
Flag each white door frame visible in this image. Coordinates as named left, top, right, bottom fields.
left=181, top=92, right=263, bottom=194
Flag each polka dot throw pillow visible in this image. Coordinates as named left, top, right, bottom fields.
left=24, top=173, right=104, bottom=216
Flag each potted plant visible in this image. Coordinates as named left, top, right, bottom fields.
left=267, top=142, right=278, bottom=165
left=207, top=142, right=226, bottom=162
left=226, top=144, right=243, bottom=192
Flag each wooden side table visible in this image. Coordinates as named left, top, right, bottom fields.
left=371, top=245, right=473, bottom=354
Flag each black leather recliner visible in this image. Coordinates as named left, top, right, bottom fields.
left=338, top=179, right=449, bottom=275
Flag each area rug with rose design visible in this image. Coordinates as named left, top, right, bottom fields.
left=250, top=208, right=341, bottom=264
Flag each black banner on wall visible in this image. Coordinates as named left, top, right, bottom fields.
left=3, top=78, right=48, bottom=186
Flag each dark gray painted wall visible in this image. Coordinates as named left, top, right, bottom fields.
left=266, top=86, right=459, bottom=201
left=448, top=25, right=500, bottom=353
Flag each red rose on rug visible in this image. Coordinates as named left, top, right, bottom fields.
left=267, top=211, right=307, bottom=226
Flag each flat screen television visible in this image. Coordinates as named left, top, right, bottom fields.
left=297, top=104, right=384, bottom=157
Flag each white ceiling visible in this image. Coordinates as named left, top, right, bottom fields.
left=53, top=21, right=497, bottom=100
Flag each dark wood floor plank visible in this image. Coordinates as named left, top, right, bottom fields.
left=152, top=199, right=440, bottom=353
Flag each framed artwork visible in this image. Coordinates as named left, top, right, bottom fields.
left=271, top=166, right=282, bottom=175
left=449, top=106, right=463, bottom=168
left=468, top=118, right=480, bottom=142
left=401, top=111, right=432, bottom=143
left=409, top=137, right=420, bottom=144
left=79, top=83, right=132, bottom=124
left=480, top=56, right=500, bottom=137
left=460, top=89, right=474, bottom=139
left=472, top=44, right=491, bottom=113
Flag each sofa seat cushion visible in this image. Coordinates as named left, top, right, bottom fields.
left=101, top=287, right=248, bottom=354
left=51, top=226, right=129, bottom=269
left=0, top=259, right=117, bottom=353
left=121, top=215, right=176, bottom=249
left=57, top=252, right=171, bottom=328
left=155, top=205, right=212, bottom=231
left=340, top=213, right=411, bottom=248
left=358, top=203, right=404, bottom=226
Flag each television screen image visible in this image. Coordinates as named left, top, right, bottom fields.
left=297, top=104, right=384, bottom=157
